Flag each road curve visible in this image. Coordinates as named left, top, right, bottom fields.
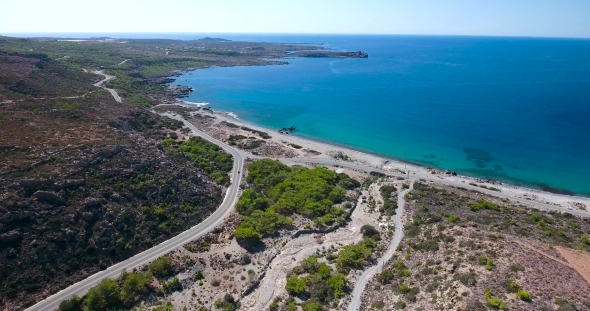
left=347, top=183, right=414, bottom=311
left=26, top=114, right=245, bottom=311
left=91, top=70, right=122, bottom=103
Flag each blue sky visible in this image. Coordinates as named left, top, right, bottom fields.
left=2, top=0, right=590, bottom=38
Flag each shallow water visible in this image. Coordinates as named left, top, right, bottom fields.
left=173, top=34, right=590, bottom=196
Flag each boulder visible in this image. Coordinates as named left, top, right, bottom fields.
left=82, top=212, right=94, bottom=221
left=33, top=191, right=65, bottom=205
left=84, top=197, right=102, bottom=208
left=20, top=179, right=50, bottom=191
left=63, top=179, right=85, bottom=189
left=101, top=169, right=121, bottom=178
left=0, top=230, right=21, bottom=243
left=95, top=145, right=122, bottom=159
left=110, top=192, right=122, bottom=202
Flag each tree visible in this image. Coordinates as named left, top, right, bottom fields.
left=58, top=295, right=82, bottom=311
left=84, top=279, right=121, bottom=311
left=286, top=276, right=306, bottom=296
left=360, top=225, right=380, bottom=240
left=234, top=226, right=262, bottom=247
left=149, top=256, right=173, bottom=278
left=120, top=271, right=152, bottom=304
left=326, top=273, right=348, bottom=298
left=336, top=243, right=372, bottom=272
left=301, top=257, right=320, bottom=273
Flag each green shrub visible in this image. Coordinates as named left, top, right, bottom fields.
left=517, top=289, right=531, bottom=301
left=377, top=270, right=394, bottom=284
left=326, top=273, right=347, bottom=298
left=84, top=279, right=121, bottom=311
left=120, top=271, right=152, bottom=303
left=58, top=295, right=82, bottom=311
left=302, top=301, right=323, bottom=311
left=214, top=293, right=241, bottom=311
left=149, top=256, right=173, bottom=278
left=468, top=200, right=501, bottom=212
left=453, top=271, right=477, bottom=286
left=484, top=288, right=506, bottom=309
left=286, top=277, right=306, bottom=296
left=361, top=225, right=380, bottom=240
left=234, top=227, right=262, bottom=247
left=164, top=137, right=233, bottom=185
left=394, top=300, right=407, bottom=309
left=161, top=277, right=182, bottom=294
left=336, top=243, right=372, bottom=272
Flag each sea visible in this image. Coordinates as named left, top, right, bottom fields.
left=10, top=33, right=590, bottom=195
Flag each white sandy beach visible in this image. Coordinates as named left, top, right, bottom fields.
left=169, top=102, right=590, bottom=213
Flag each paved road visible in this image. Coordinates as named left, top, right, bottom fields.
left=25, top=114, right=245, bottom=311
left=91, top=70, right=122, bottom=103
left=28, top=113, right=589, bottom=310
left=348, top=183, right=414, bottom=311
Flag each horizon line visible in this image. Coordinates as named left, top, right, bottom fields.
left=2, top=32, right=590, bottom=40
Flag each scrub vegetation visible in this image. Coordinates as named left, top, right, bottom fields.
left=361, top=182, right=590, bottom=310
left=233, top=159, right=360, bottom=248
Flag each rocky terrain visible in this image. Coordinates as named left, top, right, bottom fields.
left=0, top=34, right=372, bottom=310
left=360, top=182, right=590, bottom=310
left=0, top=42, right=223, bottom=310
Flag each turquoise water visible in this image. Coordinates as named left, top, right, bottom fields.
left=173, top=35, right=590, bottom=196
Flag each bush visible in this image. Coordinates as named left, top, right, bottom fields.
left=517, top=289, right=531, bottom=301
left=149, top=256, right=173, bottom=278
left=164, top=137, right=233, bottom=185
left=361, top=225, right=380, bottom=240
left=302, top=301, right=324, bottom=311
left=378, top=270, right=394, bottom=284
left=286, top=276, right=306, bottom=296
left=84, top=279, right=121, bottom=311
left=469, top=200, right=501, bottom=212
left=214, top=293, right=241, bottom=311
left=380, top=185, right=397, bottom=215
left=453, top=271, right=477, bottom=287
left=161, top=277, right=182, bottom=294
left=371, top=300, right=385, bottom=309
left=234, top=226, right=262, bottom=247
left=120, top=271, right=152, bottom=303
left=326, top=273, right=347, bottom=298
left=58, top=295, right=82, bottom=311
left=336, top=243, right=372, bottom=272
left=395, top=300, right=406, bottom=309
left=484, top=288, right=506, bottom=309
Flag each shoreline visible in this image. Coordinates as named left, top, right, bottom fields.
left=170, top=101, right=590, bottom=210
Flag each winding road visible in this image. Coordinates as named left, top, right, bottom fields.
left=26, top=97, right=590, bottom=310
left=25, top=115, right=245, bottom=311
left=91, top=70, right=122, bottom=103
left=347, top=183, right=413, bottom=311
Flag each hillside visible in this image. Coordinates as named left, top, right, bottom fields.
left=0, top=36, right=338, bottom=310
